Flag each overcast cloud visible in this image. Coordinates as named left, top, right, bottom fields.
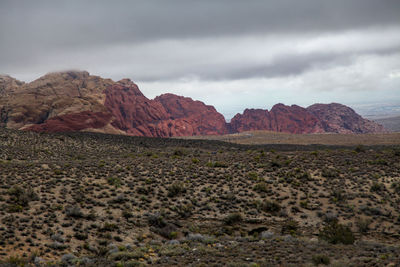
left=1, top=0, right=399, bottom=118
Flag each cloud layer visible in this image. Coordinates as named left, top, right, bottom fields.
left=1, top=0, right=399, bottom=118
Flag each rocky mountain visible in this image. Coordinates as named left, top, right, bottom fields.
left=307, top=103, right=385, bottom=134
left=229, top=104, right=325, bottom=134
left=0, top=71, right=385, bottom=136
left=373, top=116, right=400, bottom=132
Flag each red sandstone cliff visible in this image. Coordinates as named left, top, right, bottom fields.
left=0, top=71, right=385, bottom=136
left=307, top=103, right=385, bottom=134
left=229, top=104, right=325, bottom=134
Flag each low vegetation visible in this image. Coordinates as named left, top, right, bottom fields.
left=0, top=128, right=399, bottom=266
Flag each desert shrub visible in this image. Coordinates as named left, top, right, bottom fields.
left=371, top=158, right=388, bottom=166
left=74, top=232, right=88, bottom=240
left=169, top=231, right=178, bottom=239
left=109, top=250, right=145, bottom=261
left=54, top=169, right=63, bottom=175
left=65, top=205, right=84, bottom=218
left=319, top=221, right=355, bottom=244
left=300, top=200, right=309, bottom=209
left=288, top=168, right=312, bottom=181
left=370, top=182, right=385, bottom=192
left=107, top=176, right=121, bottom=187
left=281, top=220, right=299, bottom=235
left=321, top=168, right=338, bottom=178
left=270, top=160, right=282, bottom=168
left=391, top=182, right=400, bottom=194
left=100, top=222, right=118, bottom=232
left=223, top=213, right=243, bottom=225
left=7, top=204, right=23, bottom=213
left=8, top=185, right=38, bottom=207
left=167, top=182, right=186, bottom=197
left=354, top=145, right=366, bottom=153
left=248, top=172, right=259, bottom=180
left=311, top=254, right=330, bottom=265
left=2, top=255, right=29, bottom=266
left=173, top=149, right=186, bottom=157
left=253, top=182, right=268, bottom=193
left=191, top=157, right=199, bottom=164
left=137, top=186, right=151, bottom=195
left=147, top=213, right=166, bottom=228
left=356, top=218, right=371, bottom=234
left=260, top=200, right=281, bottom=214
left=206, top=161, right=228, bottom=168
left=122, top=209, right=133, bottom=219
left=175, top=203, right=193, bottom=218
left=331, top=190, right=346, bottom=202
left=86, top=209, right=97, bottom=220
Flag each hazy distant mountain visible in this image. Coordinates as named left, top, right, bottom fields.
left=373, top=116, right=400, bottom=132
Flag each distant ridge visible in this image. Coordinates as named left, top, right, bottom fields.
left=0, top=71, right=385, bottom=137
left=373, top=116, right=400, bottom=132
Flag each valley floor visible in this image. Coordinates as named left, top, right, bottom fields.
left=0, top=128, right=399, bottom=266
left=181, top=131, right=400, bottom=146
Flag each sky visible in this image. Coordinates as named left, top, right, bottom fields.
left=1, top=0, right=400, bottom=119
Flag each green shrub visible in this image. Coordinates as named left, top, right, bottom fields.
left=223, top=213, right=243, bottom=225
left=175, top=203, right=193, bottom=218
left=65, top=205, right=84, bottom=218
left=248, top=172, right=259, bottom=180
left=3, top=255, right=28, bottom=266
left=207, top=161, right=228, bottom=168
left=173, top=149, right=186, bottom=157
left=74, top=232, right=88, bottom=240
left=253, top=182, right=268, bottom=193
left=356, top=218, right=371, bottom=234
left=319, top=221, right=355, bottom=244
left=213, top=161, right=228, bottom=168
left=281, top=220, right=299, bottom=236
left=169, top=231, right=178, bottom=239
left=167, top=182, right=186, bottom=197
left=7, top=204, right=23, bottom=213
left=107, top=177, right=121, bottom=187
left=8, top=185, right=38, bottom=207
left=260, top=200, right=281, bottom=214
left=311, top=254, right=330, bottom=265
left=331, top=190, right=346, bottom=202
left=100, top=222, right=118, bottom=232
left=391, top=182, right=400, bottom=194
left=321, top=168, right=338, bottom=178
left=354, top=145, right=366, bottom=153
left=370, top=182, right=385, bottom=192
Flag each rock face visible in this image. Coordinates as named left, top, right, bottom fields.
left=229, top=104, right=324, bottom=134
left=104, top=80, right=170, bottom=136
left=0, top=75, right=24, bottom=97
left=0, top=71, right=385, bottom=136
left=27, top=111, right=113, bottom=133
left=0, top=71, right=113, bottom=130
left=103, top=83, right=228, bottom=137
left=154, top=94, right=229, bottom=136
left=307, top=103, right=385, bottom=134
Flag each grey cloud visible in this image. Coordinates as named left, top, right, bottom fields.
left=0, top=0, right=400, bottom=116
left=1, top=0, right=400, bottom=59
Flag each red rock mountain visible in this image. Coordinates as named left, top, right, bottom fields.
left=306, top=103, right=385, bottom=134
left=229, top=104, right=325, bottom=134
left=0, top=71, right=385, bottom=136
